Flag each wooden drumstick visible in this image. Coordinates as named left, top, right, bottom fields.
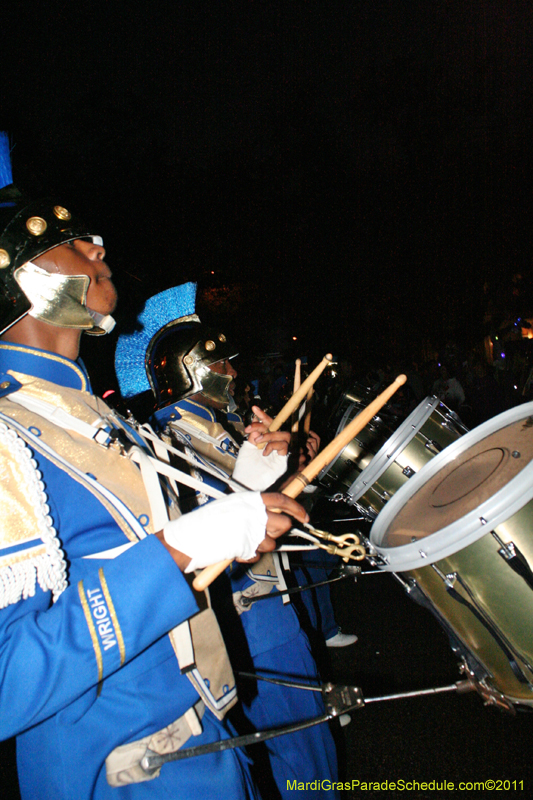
left=192, top=374, right=407, bottom=591
left=255, top=353, right=331, bottom=449
left=269, top=353, right=333, bottom=433
left=291, top=359, right=301, bottom=436
left=303, top=387, right=314, bottom=435
left=282, top=374, right=407, bottom=497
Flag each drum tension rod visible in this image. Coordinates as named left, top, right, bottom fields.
left=432, top=563, right=456, bottom=588
left=432, top=564, right=533, bottom=685
left=491, top=531, right=533, bottom=592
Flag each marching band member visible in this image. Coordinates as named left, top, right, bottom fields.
left=115, top=285, right=339, bottom=799
left=0, top=143, right=305, bottom=799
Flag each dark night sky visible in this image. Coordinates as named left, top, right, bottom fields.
left=3, top=1, right=533, bottom=389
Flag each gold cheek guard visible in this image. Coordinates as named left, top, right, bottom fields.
left=196, top=363, right=234, bottom=408
left=13, top=262, right=115, bottom=335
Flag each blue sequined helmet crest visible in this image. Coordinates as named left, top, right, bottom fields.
left=115, top=282, right=238, bottom=408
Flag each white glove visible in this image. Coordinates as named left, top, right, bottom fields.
left=163, top=492, right=267, bottom=572
left=232, top=440, right=288, bottom=491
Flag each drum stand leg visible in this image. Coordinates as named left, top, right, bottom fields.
left=237, top=671, right=476, bottom=710
left=364, top=680, right=475, bottom=705
left=358, top=675, right=516, bottom=715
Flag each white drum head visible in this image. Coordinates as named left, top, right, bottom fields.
left=370, top=402, right=533, bottom=572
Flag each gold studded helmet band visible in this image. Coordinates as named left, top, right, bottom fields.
left=146, top=318, right=238, bottom=409
left=0, top=197, right=104, bottom=334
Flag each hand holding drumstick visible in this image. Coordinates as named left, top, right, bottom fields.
left=157, top=492, right=308, bottom=575
left=192, top=373, right=407, bottom=591
left=248, top=353, right=330, bottom=456
left=245, top=407, right=292, bottom=456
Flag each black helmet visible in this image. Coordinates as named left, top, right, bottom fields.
left=147, top=318, right=238, bottom=409
left=0, top=133, right=113, bottom=335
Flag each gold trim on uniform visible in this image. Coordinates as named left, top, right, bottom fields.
left=78, top=580, right=104, bottom=683
left=0, top=343, right=88, bottom=392
left=0, top=378, right=152, bottom=543
left=99, top=567, right=126, bottom=666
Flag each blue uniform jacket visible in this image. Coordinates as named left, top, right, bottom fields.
left=0, top=344, right=254, bottom=800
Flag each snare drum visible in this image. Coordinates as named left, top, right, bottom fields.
left=370, top=402, right=533, bottom=707
left=325, top=382, right=374, bottom=435
left=322, top=396, right=467, bottom=519
left=319, top=399, right=397, bottom=495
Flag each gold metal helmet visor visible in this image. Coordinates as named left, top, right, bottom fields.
left=13, top=262, right=115, bottom=335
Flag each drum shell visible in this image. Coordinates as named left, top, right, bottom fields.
left=319, top=402, right=395, bottom=491
left=325, top=382, right=374, bottom=435
left=349, top=402, right=465, bottom=518
left=369, top=401, right=533, bottom=706
left=406, top=502, right=533, bottom=705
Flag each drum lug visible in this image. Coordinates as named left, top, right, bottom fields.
left=424, top=438, right=443, bottom=454
left=340, top=494, right=378, bottom=521
left=492, top=532, right=533, bottom=592
left=393, top=573, right=413, bottom=591
left=402, top=465, right=415, bottom=478
left=498, top=541, right=517, bottom=561
left=446, top=573, right=458, bottom=588
left=368, top=486, right=391, bottom=505
left=432, top=564, right=457, bottom=588
left=491, top=531, right=517, bottom=562
left=480, top=689, right=517, bottom=713
left=364, top=532, right=387, bottom=565
left=354, top=501, right=377, bottom=521
left=365, top=549, right=388, bottom=568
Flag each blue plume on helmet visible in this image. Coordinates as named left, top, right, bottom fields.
left=114, top=282, right=197, bottom=398
left=0, top=132, right=14, bottom=194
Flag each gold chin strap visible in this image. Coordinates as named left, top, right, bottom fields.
left=13, top=262, right=115, bottom=334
